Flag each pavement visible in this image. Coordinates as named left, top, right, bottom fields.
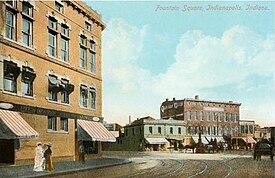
left=0, top=157, right=131, bottom=178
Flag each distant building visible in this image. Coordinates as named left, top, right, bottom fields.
left=160, top=95, right=241, bottom=138
left=108, top=116, right=185, bottom=151
left=254, top=126, right=272, bottom=142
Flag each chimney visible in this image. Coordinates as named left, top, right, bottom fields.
left=166, top=98, right=168, bottom=102
left=173, top=97, right=175, bottom=101
left=129, top=115, right=131, bottom=124
left=229, top=101, right=233, bottom=103
left=195, top=95, right=199, bottom=100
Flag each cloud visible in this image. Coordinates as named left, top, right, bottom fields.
left=102, top=19, right=275, bottom=126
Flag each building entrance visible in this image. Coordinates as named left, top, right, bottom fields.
left=0, top=139, right=15, bottom=164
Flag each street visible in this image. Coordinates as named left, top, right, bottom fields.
left=50, top=151, right=275, bottom=178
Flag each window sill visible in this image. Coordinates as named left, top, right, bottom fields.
left=47, top=130, right=69, bottom=134
left=46, top=98, right=71, bottom=106
left=79, top=105, right=96, bottom=111
left=2, top=90, right=17, bottom=96
left=3, top=37, right=36, bottom=51
left=22, top=94, right=36, bottom=100
left=3, top=91, right=36, bottom=100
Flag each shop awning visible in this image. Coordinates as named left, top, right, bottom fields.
left=243, top=137, right=256, bottom=144
left=192, top=136, right=225, bottom=144
left=145, top=138, right=169, bottom=145
left=0, top=109, right=39, bottom=139
left=78, top=119, right=116, bottom=142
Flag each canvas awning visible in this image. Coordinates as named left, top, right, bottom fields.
left=145, top=138, right=169, bottom=145
left=243, top=137, right=256, bottom=144
left=0, top=109, right=39, bottom=139
left=77, top=119, right=116, bottom=142
left=192, top=136, right=225, bottom=144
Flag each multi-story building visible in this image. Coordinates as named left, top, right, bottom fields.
left=108, top=116, right=185, bottom=151
left=160, top=95, right=241, bottom=140
left=0, top=0, right=115, bottom=165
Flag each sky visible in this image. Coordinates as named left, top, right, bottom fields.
left=86, top=1, right=275, bottom=127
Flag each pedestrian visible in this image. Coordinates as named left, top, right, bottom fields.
left=44, top=143, right=54, bottom=172
left=33, top=142, right=44, bottom=172
left=79, top=142, right=85, bottom=164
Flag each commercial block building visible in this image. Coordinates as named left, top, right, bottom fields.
left=109, top=116, right=185, bottom=151
left=160, top=96, right=241, bottom=143
left=0, top=0, right=115, bottom=165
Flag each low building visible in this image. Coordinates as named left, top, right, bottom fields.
left=108, top=116, right=186, bottom=151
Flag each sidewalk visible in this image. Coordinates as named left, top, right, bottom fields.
left=0, top=158, right=131, bottom=178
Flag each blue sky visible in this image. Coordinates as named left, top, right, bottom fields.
left=87, top=1, right=275, bottom=126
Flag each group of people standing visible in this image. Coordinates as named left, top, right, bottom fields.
left=33, top=142, right=54, bottom=172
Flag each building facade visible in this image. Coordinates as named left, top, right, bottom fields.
left=108, top=116, right=186, bottom=151
left=0, top=0, right=114, bottom=165
left=160, top=96, right=241, bottom=138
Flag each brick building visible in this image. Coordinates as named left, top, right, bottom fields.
left=0, top=0, right=115, bottom=165
left=160, top=96, right=241, bottom=139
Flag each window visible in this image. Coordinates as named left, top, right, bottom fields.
left=218, top=113, right=221, bottom=122
left=158, top=127, right=161, bottom=134
left=80, top=36, right=87, bottom=46
left=170, top=127, right=173, bottom=134
left=61, top=90, right=69, bottom=104
left=85, top=21, right=91, bottom=31
left=60, top=117, right=68, bottom=131
left=48, top=116, right=57, bottom=131
left=225, top=113, right=228, bottom=121
left=22, top=66, right=36, bottom=96
left=207, top=126, right=211, bottom=135
left=194, top=111, right=197, bottom=120
left=3, top=61, right=20, bottom=93
left=61, top=38, right=69, bottom=62
left=200, top=111, right=203, bottom=121
left=80, top=85, right=88, bottom=107
left=80, top=47, right=87, bottom=68
left=22, top=18, right=32, bottom=46
left=178, top=127, right=181, bottom=134
left=5, top=10, right=16, bottom=40
left=212, top=113, right=216, bottom=121
left=207, top=112, right=210, bottom=121
left=90, top=40, right=96, bottom=51
left=229, top=113, right=232, bottom=121
left=48, top=33, right=56, bottom=57
left=89, top=52, right=95, bottom=73
left=47, top=17, right=58, bottom=57
left=149, top=126, right=152, bottom=134
left=61, top=25, right=69, bottom=37
left=213, top=126, right=216, bottom=135
left=89, top=87, right=96, bottom=109
left=187, top=111, right=191, bottom=120
left=48, top=17, right=57, bottom=30
left=236, top=114, right=239, bottom=121
left=187, top=126, right=191, bottom=134
left=194, top=126, right=198, bottom=135
left=48, top=75, right=59, bottom=101
left=22, top=2, right=33, bottom=17
left=6, top=0, right=17, bottom=8
left=55, top=1, right=64, bottom=13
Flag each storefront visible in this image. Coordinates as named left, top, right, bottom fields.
left=0, top=109, right=38, bottom=164
left=145, top=138, right=169, bottom=151
left=77, top=119, right=116, bottom=156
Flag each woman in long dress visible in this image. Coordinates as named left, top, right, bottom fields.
left=44, top=143, right=54, bottom=171
left=33, top=142, right=44, bottom=172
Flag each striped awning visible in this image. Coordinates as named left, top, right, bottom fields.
left=0, top=109, right=39, bottom=139
left=77, top=119, right=116, bottom=142
left=243, top=137, right=256, bottom=144
left=145, top=138, right=169, bottom=145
